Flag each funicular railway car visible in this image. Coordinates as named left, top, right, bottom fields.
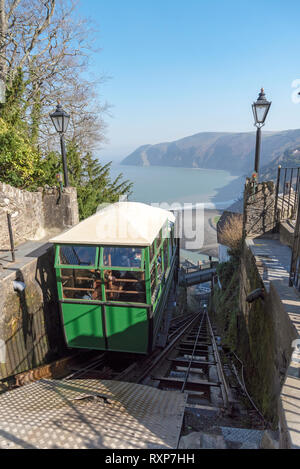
left=50, top=202, right=179, bottom=354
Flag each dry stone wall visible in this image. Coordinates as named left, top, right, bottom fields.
left=0, top=183, right=79, bottom=250
left=0, top=183, right=79, bottom=380
left=0, top=183, right=44, bottom=249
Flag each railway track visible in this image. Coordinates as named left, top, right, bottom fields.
left=137, top=310, right=235, bottom=413
left=58, top=312, right=203, bottom=383
left=5, top=308, right=267, bottom=448
left=11, top=309, right=235, bottom=418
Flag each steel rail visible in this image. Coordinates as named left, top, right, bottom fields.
left=137, top=312, right=202, bottom=384
left=168, top=313, right=198, bottom=341
left=64, top=353, right=107, bottom=380
left=180, top=312, right=207, bottom=393
left=206, top=312, right=232, bottom=411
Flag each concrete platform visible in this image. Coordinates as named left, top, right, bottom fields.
left=0, top=379, right=187, bottom=449
left=247, top=238, right=291, bottom=292
left=0, top=238, right=56, bottom=282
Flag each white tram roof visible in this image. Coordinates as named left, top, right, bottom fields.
left=50, top=201, right=176, bottom=247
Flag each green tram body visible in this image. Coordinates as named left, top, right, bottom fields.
left=54, top=221, right=179, bottom=355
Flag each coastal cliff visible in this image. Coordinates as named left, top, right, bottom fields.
left=122, top=129, right=300, bottom=174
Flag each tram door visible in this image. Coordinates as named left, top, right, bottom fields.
left=60, top=267, right=106, bottom=350
left=61, top=302, right=106, bottom=349
left=102, top=265, right=149, bottom=353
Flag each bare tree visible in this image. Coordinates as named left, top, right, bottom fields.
left=0, top=0, right=107, bottom=154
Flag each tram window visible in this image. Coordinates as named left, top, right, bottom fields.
left=60, top=246, right=96, bottom=266
left=103, top=247, right=143, bottom=268
left=157, top=253, right=162, bottom=280
left=149, top=242, right=155, bottom=261
left=169, top=227, right=174, bottom=255
left=150, top=263, right=156, bottom=295
left=156, top=229, right=162, bottom=248
left=169, top=235, right=173, bottom=258
left=61, top=269, right=102, bottom=300
left=104, top=270, right=146, bottom=303
left=163, top=239, right=169, bottom=271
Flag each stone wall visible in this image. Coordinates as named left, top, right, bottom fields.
left=214, top=241, right=298, bottom=428
left=238, top=243, right=298, bottom=431
left=0, top=183, right=44, bottom=249
left=243, top=179, right=276, bottom=238
left=0, top=247, right=67, bottom=380
left=239, top=245, right=285, bottom=424
left=43, top=186, right=79, bottom=231
left=0, top=183, right=79, bottom=250
left=0, top=183, right=79, bottom=380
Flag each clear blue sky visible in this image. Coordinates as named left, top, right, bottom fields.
left=79, top=0, right=300, bottom=161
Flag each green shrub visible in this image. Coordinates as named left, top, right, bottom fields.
left=0, top=118, right=43, bottom=190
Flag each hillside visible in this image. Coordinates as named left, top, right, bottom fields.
left=260, top=147, right=300, bottom=182
left=121, top=129, right=300, bottom=174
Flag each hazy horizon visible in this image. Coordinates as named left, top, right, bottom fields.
left=99, top=126, right=300, bottom=163
left=81, top=0, right=300, bottom=162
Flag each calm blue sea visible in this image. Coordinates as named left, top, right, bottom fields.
left=109, top=164, right=244, bottom=209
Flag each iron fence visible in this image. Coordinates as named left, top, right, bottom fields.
left=289, top=214, right=300, bottom=289
left=281, top=167, right=300, bottom=289
left=273, top=166, right=300, bottom=289
left=274, top=166, right=300, bottom=224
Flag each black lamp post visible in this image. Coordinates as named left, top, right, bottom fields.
left=50, top=102, right=70, bottom=187
left=252, top=88, right=272, bottom=175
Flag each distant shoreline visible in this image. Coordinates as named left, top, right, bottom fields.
left=119, top=162, right=243, bottom=178
left=173, top=200, right=234, bottom=211
left=109, top=164, right=244, bottom=210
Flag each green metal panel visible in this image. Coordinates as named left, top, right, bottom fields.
left=54, top=245, right=60, bottom=267
left=152, top=245, right=177, bottom=343
left=105, top=305, right=148, bottom=353
left=61, top=303, right=105, bottom=349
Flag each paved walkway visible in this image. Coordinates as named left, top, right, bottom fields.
left=247, top=237, right=291, bottom=291
left=247, top=237, right=300, bottom=337
left=0, top=240, right=53, bottom=282
left=247, top=236, right=300, bottom=448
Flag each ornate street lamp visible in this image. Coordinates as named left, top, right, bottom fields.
left=50, top=102, right=70, bottom=187
left=252, top=88, right=272, bottom=175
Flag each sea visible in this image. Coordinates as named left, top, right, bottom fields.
left=109, top=164, right=244, bottom=210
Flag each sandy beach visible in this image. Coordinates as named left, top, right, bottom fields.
left=176, top=207, right=222, bottom=259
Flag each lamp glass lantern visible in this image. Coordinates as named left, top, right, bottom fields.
left=252, top=88, right=272, bottom=127
left=50, top=103, right=70, bottom=134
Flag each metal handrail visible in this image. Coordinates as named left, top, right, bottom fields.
left=274, top=166, right=300, bottom=226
